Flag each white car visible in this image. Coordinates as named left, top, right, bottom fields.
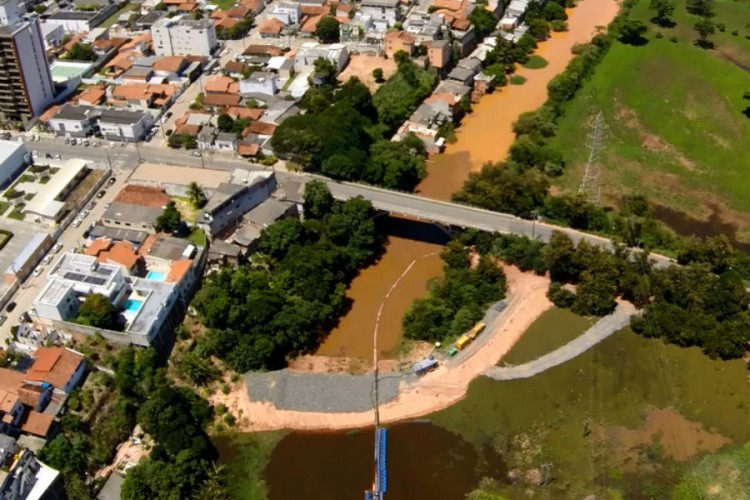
left=32, top=266, right=43, bottom=277
left=73, top=219, right=83, bottom=228
left=52, top=243, right=63, bottom=253
left=42, top=255, right=53, bottom=265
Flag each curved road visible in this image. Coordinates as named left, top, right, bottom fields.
left=485, top=302, right=637, bottom=381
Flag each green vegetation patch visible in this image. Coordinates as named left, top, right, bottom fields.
left=673, top=442, right=750, bottom=499
left=551, top=0, right=750, bottom=237
left=501, top=307, right=596, bottom=365
left=509, top=75, right=527, bottom=85
left=0, top=229, right=12, bottom=252
left=215, top=431, right=287, bottom=500
left=185, top=227, right=207, bottom=247
left=7, top=205, right=24, bottom=220
left=522, top=55, right=549, bottom=69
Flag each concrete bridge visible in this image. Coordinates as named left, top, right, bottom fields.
left=314, top=179, right=673, bottom=268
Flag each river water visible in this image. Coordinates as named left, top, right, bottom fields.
left=316, top=0, right=621, bottom=359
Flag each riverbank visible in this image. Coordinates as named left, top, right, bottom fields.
left=216, top=264, right=553, bottom=432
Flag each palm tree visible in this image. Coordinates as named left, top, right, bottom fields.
left=187, top=181, right=207, bottom=209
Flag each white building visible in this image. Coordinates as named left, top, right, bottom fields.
left=268, top=2, right=300, bottom=25
left=0, top=0, right=22, bottom=26
left=239, top=71, right=278, bottom=96
left=40, top=21, right=64, bottom=50
left=0, top=19, right=56, bottom=126
left=47, top=104, right=96, bottom=138
left=359, top=0, right=401, bottom=30
left=0, top=139, right=27, bottom=188
left=294, top=42, right=350, bottom=72
left=97, top=108, right=153, bottom=142
left=151, top=16, right=217, bottom=57
left=22, top=158, right=89, bottom=225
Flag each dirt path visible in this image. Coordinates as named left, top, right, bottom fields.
left=227, top=265, right=553, bottom=432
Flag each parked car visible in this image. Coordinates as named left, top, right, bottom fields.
left=5, top=302, right=15, bottom=313
left=83, top=140, right=89, bottom=147
left=87, top=201, right=96, bottom=210
left=97, top=190, right=106, bottom=198
left=0, top=314, right=6, bottom=326
left=52, top=243, right=63, bottom=253
left=107, top=177, right=116, bottom=186
left=81, top=210, right=89, bottom=218
left=32, top=266, right=43, bottom=277
left=191, top=151, right=201, bottom=157
left=54, top=154, right=61, bottom=160
left=73, top=219, right=83, bottom=228
left=42, top=255, right=53, bottom=265
left=82, top=229, right=90, bottom=239
left=64, top=138, right=70, bottom=144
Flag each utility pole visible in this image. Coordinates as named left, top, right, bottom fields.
left=578, top=111, right=607, bottom=206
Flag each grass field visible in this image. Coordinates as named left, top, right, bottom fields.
left=522, top=55, right=549, bottom=69
left=551, top=0, right=750, bottom=240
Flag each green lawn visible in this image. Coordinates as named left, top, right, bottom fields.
left=100, top=2, right=136, bottom=28
left=509, top=74, right=526, bottom=85
left=185, top=227, right=207, bottom=246
left=0, top=202, right=9, bottom=216
left=551, top=0, right=750, bottom=240
left=8, top=205, right=24, bottom=220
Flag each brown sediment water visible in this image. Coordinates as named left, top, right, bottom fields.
left=317, top=0, right=622, bottom=358
left=316, top=217, right=449, bottom=359
left=417, top=0, right=622, bottom=201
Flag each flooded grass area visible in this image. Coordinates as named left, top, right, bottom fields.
left=215, top=431, right=287, bottom=500
left=431, top=328, right=750, bottom=498
left=500, top=307, right=596, bottom=366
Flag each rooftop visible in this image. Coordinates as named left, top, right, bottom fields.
left=25, top=347, right=84, bottom=389
left=126, top=277, right=176, bottom=336
left=20, top=411, right=54, bottom=437
left=89, top=226, right=149, bottom=245
left=141, top=234, right=194, bottom=261
left=244, top=198, right=295, bottom=227
left=98, top=108, right=149, bottom=126
left=103, top=201, right=163, bottom=226
left=23, top=158, right=88, bottom=219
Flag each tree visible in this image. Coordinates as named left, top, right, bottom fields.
left=469, top=7, right=497, bottom=39
left=303, top=179, right=334, bottom=219
left=216, top=114, right=234, bottom=132
left=155, top=201, right=182, bottom=233
left=312, top=57, right=338, bottom=85
left=77, top=294, right=118, bottom=329
left=649, top=0, right=675, bottom=25
left=686, top=0, right=715, bottom=17
left=372, top=67, right=384, bottom=83
left=694, top=17, right=715, bottom=48
left=365, top=139, right=426, bottom=190
left=315, top=16, right=340, bottom=43
left=65, top=43, right=97, bottom=61
left=186, top=182, right=207, bottom=209
left=618, top=19, right=648, bottom=45
left=542, top=1, right=567, bottom=21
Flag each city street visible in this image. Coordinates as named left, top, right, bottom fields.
left=0, top=172, right=130, bottom=344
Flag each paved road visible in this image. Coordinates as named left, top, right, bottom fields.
left=323, top=180, right=674, bottom=268
left=0, top=171, right=130, bottom=344
left=25, top=136, right=261, bottom=172
left=484, top=302, right=636, bottom=381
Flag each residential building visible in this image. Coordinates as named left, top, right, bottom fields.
left=0, top=139, right=27, bottom=188
left=25, top=347, right=86, bottom=395
left=98, top=108, right=153, bottom=142
left=294, top=42, right=349, bottom=72
left=45, top=7, right=117, bottom=34
left=47, top=104, right=97, bottom=138
left=268, top=2, right=300, bottom=25
left=2, top=233, right=52, bottom=285
left=40, top=22, right=65, bottom=51
left=0, top=19, right=56, bottom=127
left=196, top=171, right=276, bottom=238
left=359, top=0, right=401, bottom=30
left=102, top=185, right=170, bottom=233
left=258, top=17, right=284, bottom=38
left=404, top=13, right=444, bottom=43
left=0, top=0, right=22, bottom=26
left=0, top=449, right=63, bottom=499
left=230, top=197, right=298, bottom=249
left=151, top=16, right=217, bottom=57
left=447, top=57, right=480, bottom=86
left=385, top=30, right=416, bottom=58
left=214, top=132, right=237, bottom=152
left=239, top=71, right=278, bottom=97
left=427, top=39, right=451, bottom=70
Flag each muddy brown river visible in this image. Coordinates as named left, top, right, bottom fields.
left=316, top=0, right=622, bottom=359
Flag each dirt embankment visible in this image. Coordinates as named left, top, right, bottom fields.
left=219, top=265, right=553, bottom=432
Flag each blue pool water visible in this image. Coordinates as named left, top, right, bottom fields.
left=146, top=271, right=166, bottom=281
left=124, top=299, right=143, bottom=312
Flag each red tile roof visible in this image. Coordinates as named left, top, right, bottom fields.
left=259, top=18, right=284, bottom=35
left=238, top=143, right=260, bottom=156
left=21, top=411, right=54, bottom=437
left=26, top=347, right=84, bottom=389
left=249, top=121, right=277, bottom=135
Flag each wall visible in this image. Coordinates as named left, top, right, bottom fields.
left=0, top=142, right=28, bottom=188
left=15, top=19, right=55, bottom=118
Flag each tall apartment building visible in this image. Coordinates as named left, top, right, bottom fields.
left=151, top=16, right=217, bottom=57
left=0, top=18, right=55, bottom=127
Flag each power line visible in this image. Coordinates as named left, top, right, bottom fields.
left=579, top=111, right=608, bottom=205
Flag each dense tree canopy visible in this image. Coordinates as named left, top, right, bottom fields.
left=193, top=182, right=384, bottom=371
left=155, top=201, right=182, bottom=233
left=76, top=294, right=118, bottom=329
left=373, top=57, right=437, bottom=132
left=65, top=43, right=97, bottom=61
left=315, top=16, right=340, bottom=42
left=403, top=240, right=507, bottom=342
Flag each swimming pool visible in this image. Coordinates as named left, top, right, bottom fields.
left=146, top=271, right=166, bottom=281
left=124, top=299, right=144, bottom=313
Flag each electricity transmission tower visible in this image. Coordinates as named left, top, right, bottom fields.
left=578, top=111, right=608, bottom=205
